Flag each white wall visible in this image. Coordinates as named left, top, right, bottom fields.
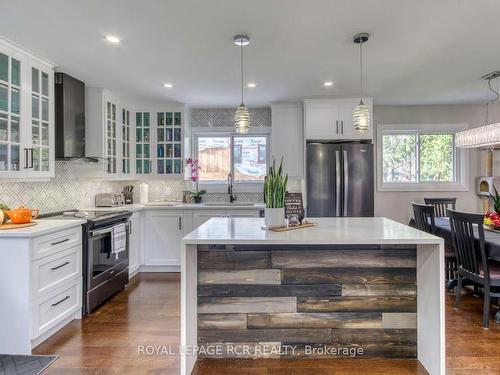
left=373, top=102, right=500, bottom=223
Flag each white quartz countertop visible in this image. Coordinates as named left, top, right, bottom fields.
left=182, top=217, right=443, bottom=245
left=0, top=219, right=85, bottom=238
left=80, top=202, right=264, bottom=212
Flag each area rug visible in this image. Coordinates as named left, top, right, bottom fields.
left=0, top=355, right=58, bottom=375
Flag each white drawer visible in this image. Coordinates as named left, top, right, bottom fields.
left=32, top=280, right=81, bottom=339
left=31, top=246, right=81, bottom=298
left=32, top=226, right=82, bottom=260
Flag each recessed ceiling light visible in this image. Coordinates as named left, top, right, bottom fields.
left=247, top=83, right=257, bottom=88
left=323, top=81, right=334, bottom=87
left=163, top=83, right=174, bottom=88
left=105, top=35, right=120, bottom=44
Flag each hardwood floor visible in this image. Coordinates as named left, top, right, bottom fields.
left=34, top=273, right=500, bottom=374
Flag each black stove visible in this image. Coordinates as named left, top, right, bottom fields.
left=41, top=209, right=132, bottom=314
left=42, top=209, right=132, bottom=229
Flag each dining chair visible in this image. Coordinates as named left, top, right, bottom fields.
left=412, top=202, right=458, bottom=289
left=424, top=197, right=457, bottom=218
left=448, top=209, right=500, bottom=328
left=412, top=202, right=436, bottom=234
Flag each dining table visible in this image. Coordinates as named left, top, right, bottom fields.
left=411, top=216, right=500, bottom=322
left=432, top=217, right=500, bottom=262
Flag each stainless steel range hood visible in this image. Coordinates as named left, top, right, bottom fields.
left=55, top=72, right=101, bottom=162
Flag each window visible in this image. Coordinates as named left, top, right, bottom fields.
left=196, top=135, right=268, bottom=183
left=377, top=124, right=468, bottom=191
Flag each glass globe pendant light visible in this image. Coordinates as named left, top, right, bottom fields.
left=353, top=33, right=370, bottom=133
left=234, top=35, right=250, bottom=134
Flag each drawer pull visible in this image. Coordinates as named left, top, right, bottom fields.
left=51, top=238, right=70, bottom=246
left=50, top=261, right=70, bottom=271
left=51, top=295, right=70, bottom=307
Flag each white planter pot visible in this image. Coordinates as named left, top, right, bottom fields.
left=265, top=207, right=285, bottom=227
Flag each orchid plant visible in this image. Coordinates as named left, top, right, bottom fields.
left=186, top=158, right=206, bottom=203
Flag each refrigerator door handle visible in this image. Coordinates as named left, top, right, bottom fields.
left=335, top=120, right=339, bottom=134
left=343, top=150, right=348, bottom=216
left=335, top=150, right=340, bottom=216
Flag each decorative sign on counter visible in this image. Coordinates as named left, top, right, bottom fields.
left=284, top=192, right=304, bottom=218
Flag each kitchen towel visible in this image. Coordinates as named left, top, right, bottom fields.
left=112, top=223, right=127, bottom=256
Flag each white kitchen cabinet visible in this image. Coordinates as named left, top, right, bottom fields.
left=129, top=211, right=143, bottom=277
left=155, top=110, right=184, bottom=176
left=86, top=88, right=128, bottom=179
left=271, top=102, right=303, bottom=178
left=226, top=209, right=262, bottom=218
left=0, top=224, right=82, bottom=354
left=192, top=209, right=226, bottom=228
left=143, top=210, right=183, bottom=267
left=304, top=98, right=373, bottom=141
left=0, top=38, right=55, bottom=180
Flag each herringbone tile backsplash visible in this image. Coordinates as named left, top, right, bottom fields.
left=0, top=163, right=302, bottom=214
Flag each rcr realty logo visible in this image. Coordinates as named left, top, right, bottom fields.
left=137, top=344, right=365, bottom=358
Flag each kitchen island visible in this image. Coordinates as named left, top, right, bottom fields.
left=181, top=217, right=444, bottom=375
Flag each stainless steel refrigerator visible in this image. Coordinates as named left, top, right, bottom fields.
left=306, top=142, right=374, bottom=217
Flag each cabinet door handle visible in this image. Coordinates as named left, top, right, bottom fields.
left=51, top=238, right=70, bottom=246
left=51, top=295, right=70, bottom=307
left=341, top=121, right=344, bottom=134
left=335, top=120, right=339, bottom=134
left=29, top=148, right=34, bottom=168
left=128, top=221, right=132, bottom=235
left=23, top=148, right=29, bottom=169
left=178, top=216, right=182, bottom=231
left=51, top=261, right=70, bottom=271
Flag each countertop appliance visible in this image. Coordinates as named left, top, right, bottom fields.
left=306, top=142, right=374, bottom=217
left=95, top=193, right=125, bottom=207
left=43, top=210, right=132, bottom=314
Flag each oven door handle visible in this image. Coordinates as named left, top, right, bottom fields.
left=90, top=227, right=114, bottom=237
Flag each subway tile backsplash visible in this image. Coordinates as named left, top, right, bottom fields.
left=0, top=163, right=302, bottom=214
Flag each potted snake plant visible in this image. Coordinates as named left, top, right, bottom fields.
left=264, top=158, right=288, bottom=227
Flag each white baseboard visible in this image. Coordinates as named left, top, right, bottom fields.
left=129, top=264, right=140, bottom=278
left=139, top=265, right=181, bottom=273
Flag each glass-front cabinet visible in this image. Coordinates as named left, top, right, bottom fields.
left=156, top=111, right=183, bottom=175
left=122, top=108, right=131, bottom=175
left=135, top=111, right=151, bottom=175
left=86, top=88, right=131, bottom=179
left=106, top=100, right=117, bottom=174
left=0, top=38, right=54, bottom=180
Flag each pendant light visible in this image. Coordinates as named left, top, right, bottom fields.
left=234, top=35, right=250, bottom=134
left=353, top=32, right=370, bottom=133
left=456, top=71, right=500, bottom=148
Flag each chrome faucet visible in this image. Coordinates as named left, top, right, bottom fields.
left=228, top=173, right=237, bottom=203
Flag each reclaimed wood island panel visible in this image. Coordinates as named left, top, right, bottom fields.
left=181, top=218, right=444, bottom=375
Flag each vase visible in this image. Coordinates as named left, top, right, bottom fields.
left=193, top=196, right=202, bottom=204
left=265, top=207, right=285, bottom=227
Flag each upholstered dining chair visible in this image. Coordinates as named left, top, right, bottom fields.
left=424, top=197, right=457, bottom=218
left=448, top=209, right=500, bottom=328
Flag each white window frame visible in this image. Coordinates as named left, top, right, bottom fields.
left=377, top=123, right=469, bottom=192
left=192, top=127, right=271, bottom=192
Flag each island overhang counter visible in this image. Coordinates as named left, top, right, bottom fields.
left=181, top=217, right=444, bottom=375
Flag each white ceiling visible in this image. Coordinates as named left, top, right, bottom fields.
left=1, top=0, right=500, bottom=107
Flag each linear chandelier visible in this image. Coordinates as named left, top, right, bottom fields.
left=455, top=123, right=500, bottom=148
left=456, top=71, right=500, bottom=149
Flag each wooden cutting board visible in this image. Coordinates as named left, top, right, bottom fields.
left=266, top=222, right=317, bottom=232
left=0, top=221, right=38, bottom=230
